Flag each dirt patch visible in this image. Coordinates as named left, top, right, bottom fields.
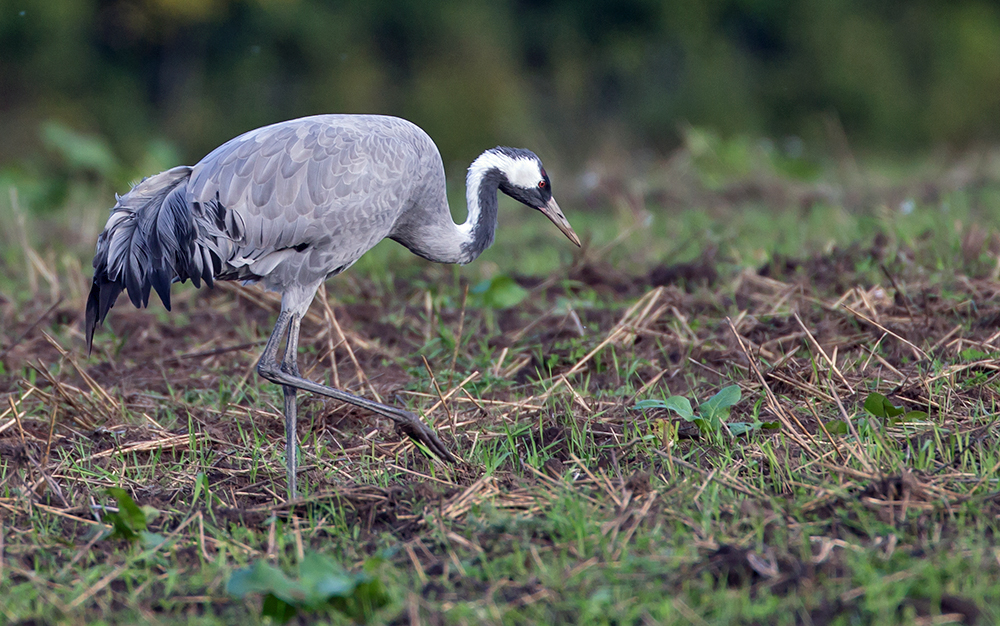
left=3, top=246, right=1000, bottom=622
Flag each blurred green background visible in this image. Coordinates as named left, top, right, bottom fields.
left=3, top=0, right=1000, bottom=208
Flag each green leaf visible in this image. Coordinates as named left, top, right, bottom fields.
left=299, top=552, right=353, bottom=605
left=863, top=393, right=887, bottom=418
left=41, top=120, right=118, bottom=178
left=825, top=420, right=849, bottom=435
left=227, top=560, right=305, bottom=605
left=699, top=385, right=741, bottom=424
left=108, top=488, right=147, bottom=532
left=331, top=576, right=389, bottom=624
left=191, top=472, right=207, bottom=505
left=633, top=399, right=668, bottom=410
left=103, top=511, right=138, bottom=542
left=863, top=393, right=905, bottom=419
left=139, top=531, right=167, bottom=550
left=139, top=505, right=160, bottom=524
left=889, top=410, right=929, bottom=425
left=228, top=553, right=389, bottom=624
left=760, top=421, right=781, bottom=430
left=262, top=594, right=298, bottom=624
left=103, top=488, right=151, bottom=542
left=709, top=385, right=742, bottom=409
left=662, top=396, right=695, bottom=421
left=726, top=422, right=756, bottom=436
left=959, top=348, right=990, bottom=361
left=470, top=275, right=528, bottom=309
left=633, top=396, right=695, bottom=420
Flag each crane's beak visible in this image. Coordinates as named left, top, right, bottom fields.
left=539, top=197, right=581, bottom=247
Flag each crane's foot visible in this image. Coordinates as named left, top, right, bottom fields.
left=259, top=362, right=459, bottom=464
left=392, top=409, right=458, bottom=464
left=258, top=309, right=459, bottom=469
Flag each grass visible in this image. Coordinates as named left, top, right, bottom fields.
left=2, top=142, right=1000, bottom=624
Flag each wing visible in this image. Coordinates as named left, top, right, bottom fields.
left=186, top=115, right=431, bottom=279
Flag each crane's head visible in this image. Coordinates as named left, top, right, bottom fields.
left=473, top=147, right=581, bottom=247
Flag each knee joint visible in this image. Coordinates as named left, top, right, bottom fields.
left=257, top=358, right=278, bottom=381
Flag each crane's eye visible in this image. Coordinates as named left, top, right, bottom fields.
left=538, top=180, right=546, bottom=189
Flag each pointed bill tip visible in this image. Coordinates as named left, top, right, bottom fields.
left=539, top=197, right=581, bottom=247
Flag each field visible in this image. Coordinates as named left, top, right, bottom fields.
left=2, top=143, right=1000, bottom=625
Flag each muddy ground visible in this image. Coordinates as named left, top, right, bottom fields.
left=1, top=237, right=998, bottom=623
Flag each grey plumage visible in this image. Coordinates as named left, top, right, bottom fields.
left=87, top=114, right=580, bottom=498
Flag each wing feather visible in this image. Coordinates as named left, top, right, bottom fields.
left=279, top=154, right=306, bottom=180
left=185, top=115, right=433, bottom=284
left=253, top=153, right=280, bottom=184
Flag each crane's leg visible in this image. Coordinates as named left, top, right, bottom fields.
left=257, top=310, right=456, bottom=497
left=283, top=383, right=298, bottom=498
left=258, top=310, right=301, bottom=498
left=281, top=314, right=302, bottom=498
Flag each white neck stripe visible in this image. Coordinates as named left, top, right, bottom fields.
left=462, top=150, right=541, bottom=236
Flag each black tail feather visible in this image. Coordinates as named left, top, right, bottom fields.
left=86, top=166, right=199, bottom=351
left=85, top=276, right=124, bottom=353
left=85, top=280, right=101, bottom=354
left=86, top=168, right=239, bottom=351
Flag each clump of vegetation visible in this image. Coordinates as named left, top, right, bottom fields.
left=2, top=149, right=1000, bottom=624
left=635, top=384, right=774, bottom=440
left=100, top=488, right=165, bottom=549
left=227, top=553, right=388, bottom=624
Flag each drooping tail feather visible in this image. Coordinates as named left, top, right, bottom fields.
left=85, top=165, right=230, bottom=352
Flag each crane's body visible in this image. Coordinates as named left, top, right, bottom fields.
left=86, top=114, right=580, bottom=498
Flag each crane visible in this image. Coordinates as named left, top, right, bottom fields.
left=85, top=114, right=580, bottom=498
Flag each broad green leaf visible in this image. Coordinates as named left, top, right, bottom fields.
left=862, top=393, right=888, bottom=417
left=41, top=120, right=118, bottom=177
left=889, top=410, right=929, bottom=425
left=330, top=576, right=389, bottom=624
left=262, top=594, right=298, bottom=624
left=139, top=531, right=167, bottom=550
left=139, top=505, right=160, bottom=523
left=662, top=396, right=695, bottom=421
left=103, top=512, right=138, bottom=542
left=699, top=385, right=741, bottom=422
left=726, top=422, right=756, bottom=436
left=227, top=560, right=305, bottom=605
left=228, top=553, right=389, bottom=624
left=313, top=574, right=356, bottom=599
left=108, top=488, right=147, bottom=532
left=299, top=552, right=354, bottom=605
left=633, top=399, right=668, bottom=410
left=825, top=420, right=849, bottom=435
left=104, top=488, right=150, bottom=542
left=959, top=348, right=990, bottom=361
left=863, top=393, right=904, bottom=419
left=708, top=385, right=742, bottom=409
left=703, top=414, right=723, bottom=432
left=470, top=275, right=528, bottom=309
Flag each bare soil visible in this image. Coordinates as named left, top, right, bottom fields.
left=1, top=241, right=998, bottom=623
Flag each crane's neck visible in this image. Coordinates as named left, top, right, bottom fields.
left=455, top=153, right=507, bottom=264
left=393, top=149, right=535, bottom=265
